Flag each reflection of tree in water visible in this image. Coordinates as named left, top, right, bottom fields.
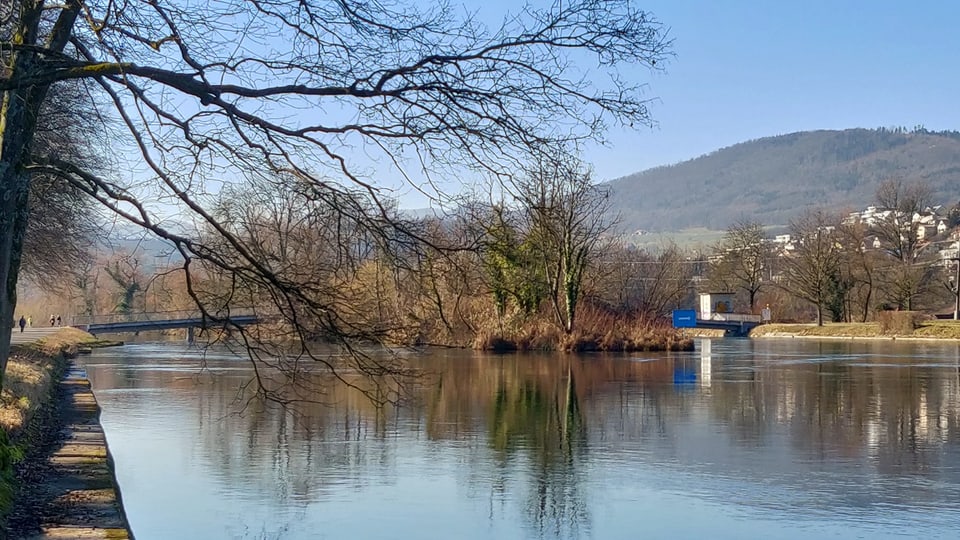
left=184, top=355, right=599, bottom=539
left=488, top=363, right=590, bottom=539
left=706, top=340, right=960, bottom=501
left=94, top=342, right=960, bottom=534
left=180, top=370, right=402, bottom=510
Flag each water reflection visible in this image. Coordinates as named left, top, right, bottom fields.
left=84, top=339, right=960, bottom=539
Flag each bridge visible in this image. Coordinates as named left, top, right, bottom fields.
left=672, top=310, right=762, bottom=337
left=73, top=310, right=260, bottom=342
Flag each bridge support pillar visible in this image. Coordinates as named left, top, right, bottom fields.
left=186, top=327, right=195, bottom=344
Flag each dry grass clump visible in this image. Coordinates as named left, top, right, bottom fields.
left=473, top=305, right=693, bottom=353
left=559, top=306, right=693, bottom=352
left=473, top=320, right=561, bottom=352
left=1, top=328, right=95, bottom=437
left=0, top=351, right=54, bottom=436
left=751, top=318, right=960, bottom=340
left=912, top=320, right=960, bottom=339
left=472, top=332, right=518, bottom=352
left=877, top=311, right=926, bottom=335
left=751, top=322, right=883, bottom=338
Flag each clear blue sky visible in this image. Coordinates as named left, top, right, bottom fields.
left=552, top=0, right=960, bottom=182
left=127, top=1, right=960, bottom=212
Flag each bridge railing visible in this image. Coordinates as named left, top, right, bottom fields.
left=702, top=313, right=762, bottom=323
left=73, top=308, right=259, bottom=326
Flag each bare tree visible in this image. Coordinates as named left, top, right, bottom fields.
left=19, top=77, right=104, bottom=289
left=0, top=0, right=670, bottom=396
left=103, top=253, right=145, bottom=316
left=871, top=179, right=936, bottom=311
left=514, top=155, right=613, bottom=333
left=872, top=179, right=932, bottom=263
left=69, top=257, right=99, bottom=317
left=835, top=220, right=880, bottom=322
left=596, top=243, right=693, bottom=318
left=710, top=220, right=770, bottom=311
left=778, top=210, right=841, bottom=326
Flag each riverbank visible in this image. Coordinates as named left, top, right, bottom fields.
left=1, top=328, right=131, bottom=539
left=469, top=307, right=695, bottom=353
left=751, top=319, right=960, bottom=340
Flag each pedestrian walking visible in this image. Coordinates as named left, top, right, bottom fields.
left=50, top=314, right=55, bottom=327
left=56, top=315, right=62, bottom=327
left=27, top=316, right=32, bottom=327
left=18, top=315, right=26, bottom=333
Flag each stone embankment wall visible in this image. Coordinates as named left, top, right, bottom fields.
left=30, top=364, right=133, bottom=538
left=4, top=333, right=132, bottom=539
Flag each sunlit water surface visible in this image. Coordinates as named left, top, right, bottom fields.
left=83, top=338, right=960, bottom=539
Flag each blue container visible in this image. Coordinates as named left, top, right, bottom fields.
left=672, top=309, right=697, bottom=328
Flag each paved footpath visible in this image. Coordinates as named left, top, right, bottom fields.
left=9, top=327, right=62, bottom=346
left=9, top=332, right=133, bottom=539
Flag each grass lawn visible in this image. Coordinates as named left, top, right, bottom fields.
left=752, top=320, right=960, bottom=339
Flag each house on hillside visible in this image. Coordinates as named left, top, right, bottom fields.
left=845, top=205, right=896, bottom=226
left=862, top=235, right=882, bottom=251
left=939, top=242, right=960, bottom=266
left=771, top=234, right=795, bottom=252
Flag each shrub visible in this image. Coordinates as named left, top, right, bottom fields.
left=877, top=311, right=923, bottom=335
left=473, top=332, right=518, bottom=352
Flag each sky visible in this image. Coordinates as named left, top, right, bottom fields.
left=107, top=0, right=960, bottom=213
left=546, top=0, right=960, bottom=183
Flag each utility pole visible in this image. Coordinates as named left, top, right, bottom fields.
left=953, top=242, right=960, bottom=320
left=955, top=257, right=959, bottom=320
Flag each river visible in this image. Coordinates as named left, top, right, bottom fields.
left=82, top=338, right=960, bottom=539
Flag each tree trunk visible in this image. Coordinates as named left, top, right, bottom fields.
left=564, top=285, right=575, bottom=334
left=861, top=284, right=872, bottom=323
left=1, top=2, right=54, bottom=386
left=0, top=162, right=33, bottom=387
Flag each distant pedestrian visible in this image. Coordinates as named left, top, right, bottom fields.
left=27, top=316, right=32, bottom=327
left=56, top=315, right=62, bottom=327
left=18, top=315, right=25, bottom=333
left=50, top=314, right=55, bottom=327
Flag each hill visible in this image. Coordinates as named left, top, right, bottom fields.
left=606, top=128, right=960, bottom=232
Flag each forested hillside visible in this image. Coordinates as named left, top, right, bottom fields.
left=607, top=128, right=960, bottom=232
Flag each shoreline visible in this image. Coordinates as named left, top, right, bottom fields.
left=4, top=330, right=132, bottom=539
left=751, top=332, right=960, bottom=342
left=748, top=320, right=960, bottom=342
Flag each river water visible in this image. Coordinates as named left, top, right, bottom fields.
left=82, top=338, right=960, bottom=539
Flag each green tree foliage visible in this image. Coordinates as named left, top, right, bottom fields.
left=103, top=255, right=144, bottom=316
left=825, top=269, right=854, bottom=323
left=480, top=208, right=547, bottom=323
